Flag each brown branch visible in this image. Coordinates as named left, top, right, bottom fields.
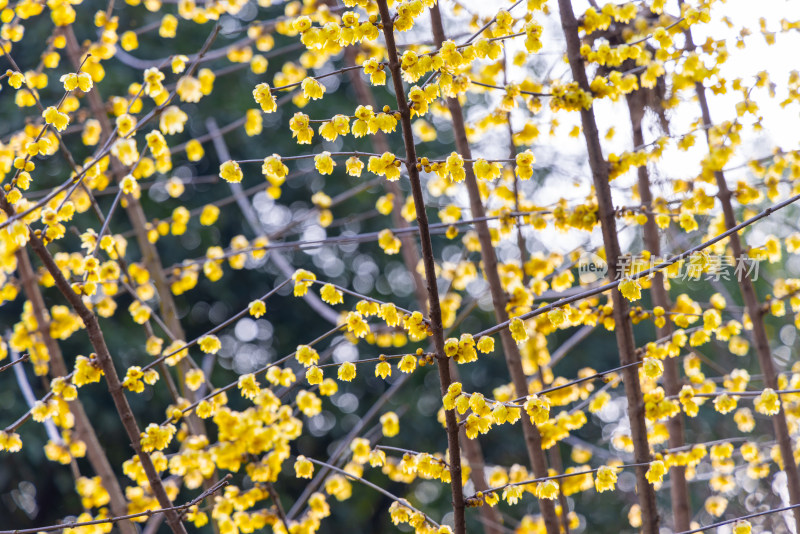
left=0, top=354, right=29, bottom=374
left=376, top=2, right=465, bottom=532
left=428, top=6, right=560, bottom=534
left=556, top=0, right=658, bottom=531
left=625, top=90, right=691, bottom=530
left=678, top=2, right=800, bottom=529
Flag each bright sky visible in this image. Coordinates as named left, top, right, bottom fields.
left=450, top=0, right=800, bottom=266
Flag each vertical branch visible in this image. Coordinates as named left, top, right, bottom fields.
left=625, top=94, right=691, bottom=531
left=679, top=6, right=800, bottom=529
left=15, top=249, right=137, bottom=534
left=376, top=2, right=466, bottom=531
left=338, top=30, right=502, bottom=534
left=428, top=6, right=560, bottom=534
left=556, top=1, right=659, bottom=532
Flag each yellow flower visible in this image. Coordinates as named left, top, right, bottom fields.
left=389, top=501, right=411, bottom=525
left=262, top=154, right=289, bottom=186
left=129, top=301, right=151, bottom=324
left=238, top=373, right=260, bottom=399
left=198, top=335, right=221, bottom=354
left=318, top=283, right=343, bottom=304
left=43, top=106, right=69, bottom=131
left=345, top=311, right=370, bottom=338
left=121, top=31, right=138, bottom=50
left=72, top=356, right=103, bottom=386
left=140, top=423, right=176, bottom=452
left=445, top=152, right=465, bottom=182
left=0, top=431, right=23, bottom=452
left=289, top=112, right=314, bottom=144
left=245, top=108, right=262, bottom=136
left=314, top=151, right=336, bottom=175
left=412, top=119, right=436, bottom=141
left=122, top=366, right=145, bottom=393
left=145, top=130, right=167, bottom=156
left=399, top=354, right=417, bottom=373
left=81, top=119, right=101, bottom=146
left=594, top=465, right=618, bottom=493
left=199, top=205, right=220, bottom=226
left=473, top=159, right=502, bottom=180
left=733, top=520, right=752, bottom=534
left=320, top=378, right=338, bottom=396
left=536, top=480, right=559, bottom=500
left=376, top=194, right=394, bottom=214
left=186, top=139, right=205, bottom=161
left=754, top=388, right=780, bottom=415
left=476, top=336, right=495, bottom=354
left=642, top=357, right=663, bottom=380
left=319, top=115, right=350, bottom=141
left=301, top=77, right=325, bottom=99
left=444, top=338, right=459, bottom=358
left=362, top=58, right=386, bottom=85
left=159, top=13, right=178, bottom=37
left=368, top=152, right=401, bottom=181
left=249, top=300, right=266, bottom=317
left=645, top=460, right=665, bottom=484
left=375, top=361, right=391, bottom=379
left=548, top=308, right=566, bottom=326
left=704, top=495, right=728, bottom=517
left=509, top=318, right=528, bottom=343
left=379, top=303, right=400, bottom=327
left=159, top=106, right=188, bottom=135
left=293, top=269, right=316, bottom=296
left=338, top=361, right=357, bottom=382
left=714, top=394, right=738, bottom=414
left=8, top=71, right=25, bottom=89
left=346, top=156, right=364, bottom=177
left=171, top=55, right=188, bottom=74
left=165, top=176, right=185, bottom=198
left=618, top=278, right=642, bottom=301
left=60, top=72, right=92, bottom=92
left=295, top=456, right=314, bottom=478
left=524, top=394, right=550, bottom=425
left=297, top=390, right=322, bottom=417
left=378, top=229, right=401, bottom=255
left=380, top=412, right=400, bottom=437
left=252, top=83, right=277, bottom=112
left=219, top=160, right=243, bottom=183
left=185, top=369, right=205, bottom=391
left=296, top=345, right=319, bottom=367
left=679, top=385, right=699, bottom=417
left=306, top=366, right=323, bottom=385
left=515, top=150, right=535, bottom=180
